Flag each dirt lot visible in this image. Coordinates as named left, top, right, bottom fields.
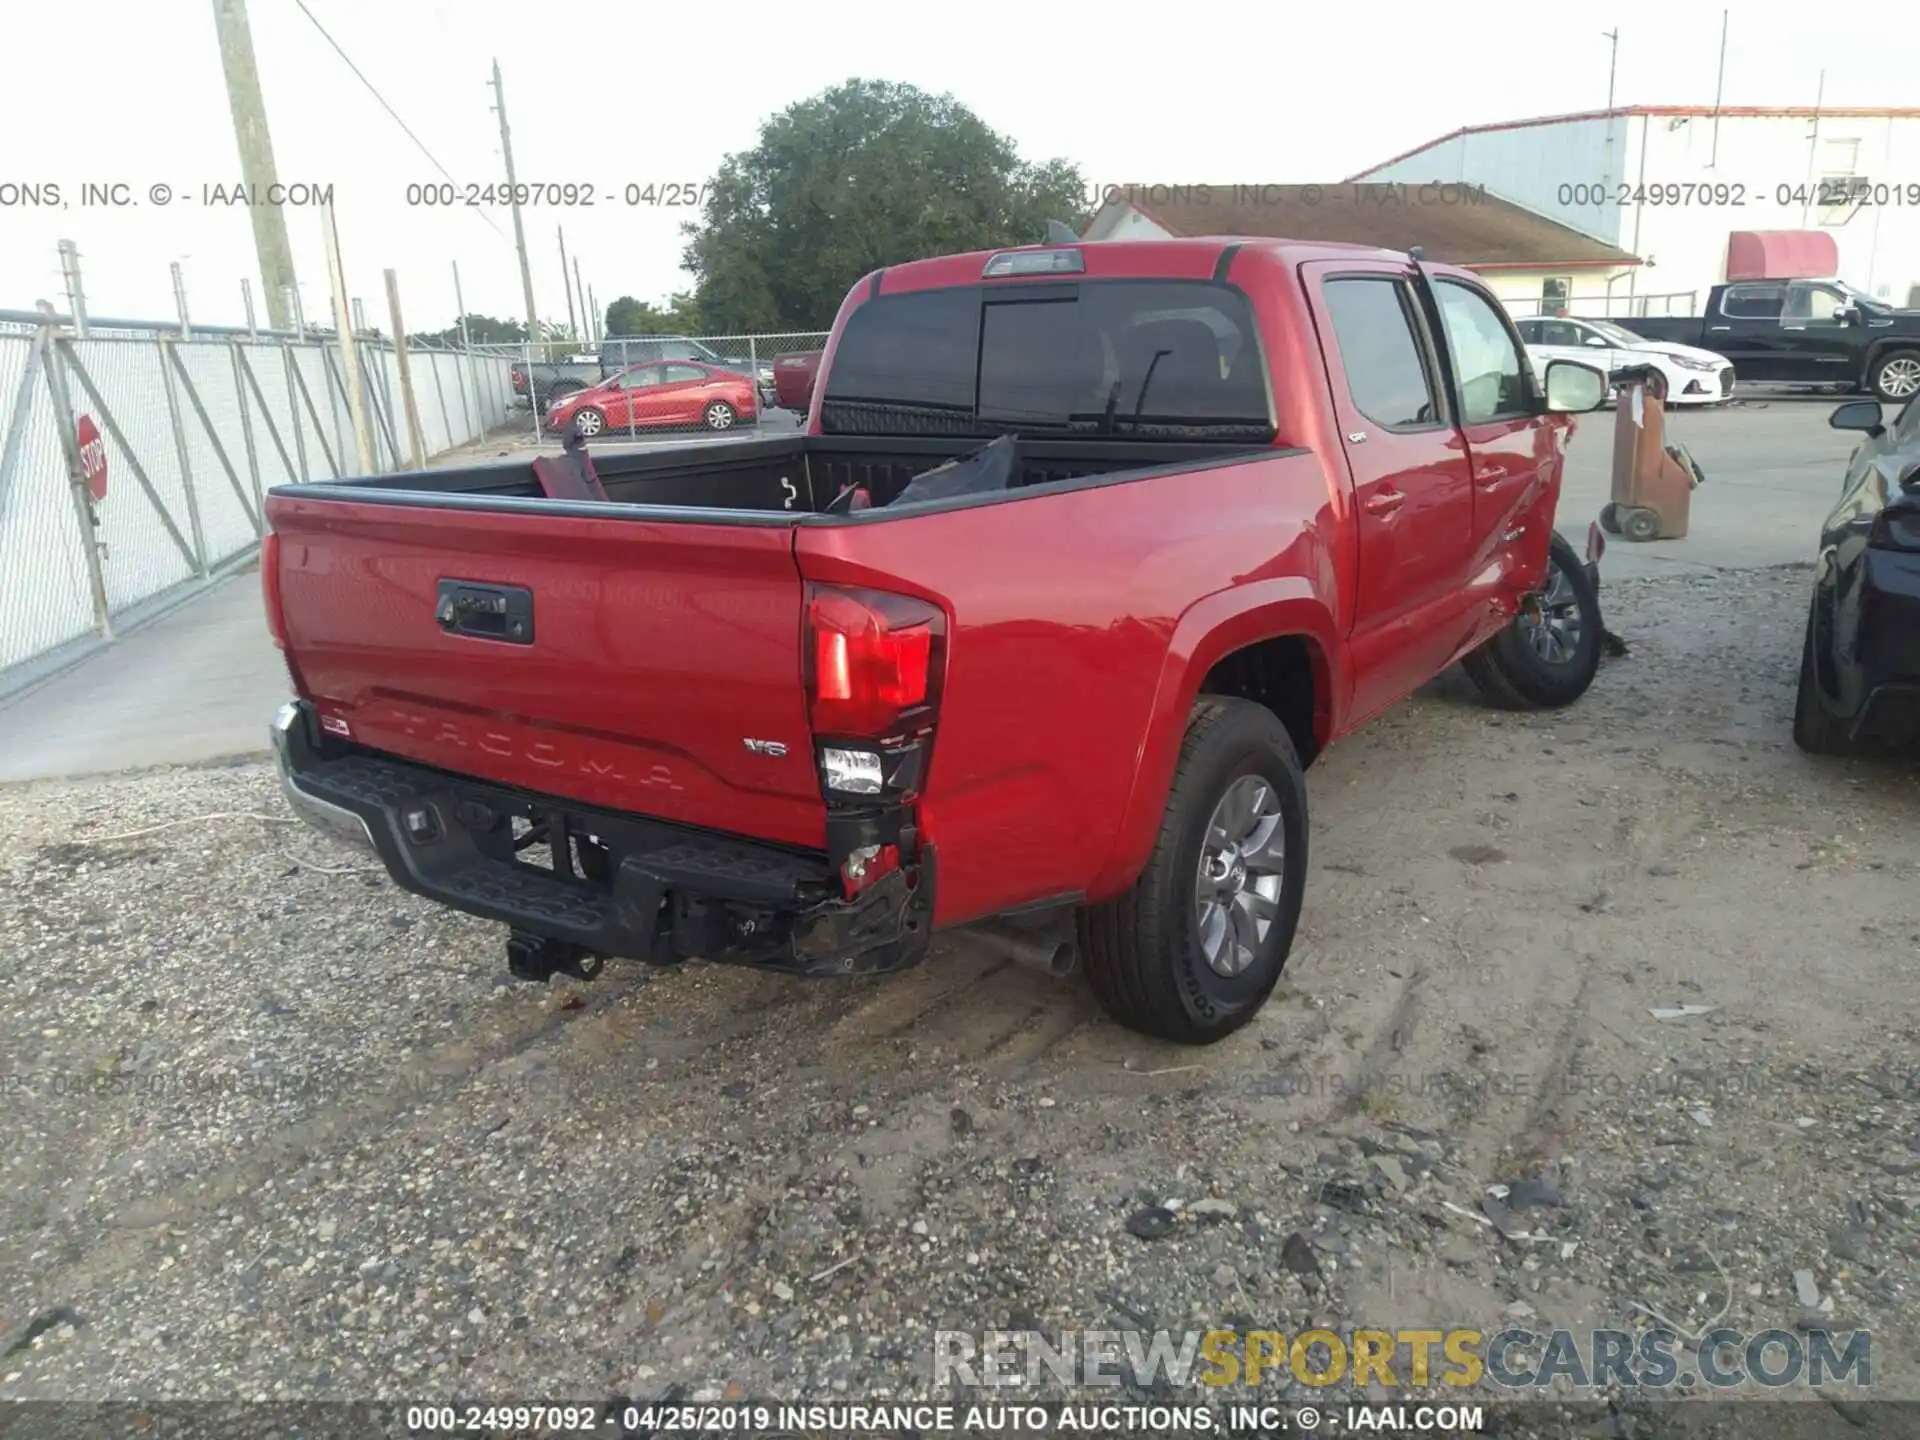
left=2, top=560, right=1918, bottom=1426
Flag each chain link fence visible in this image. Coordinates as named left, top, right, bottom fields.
left=0, top=311, right=518, bottom=698
left=1500, top=291, right=1699, bottom=320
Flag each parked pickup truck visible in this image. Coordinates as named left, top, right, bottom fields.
left=1594, top=279, right=1920, bottom=403
left=509, top=356, right=601, bottom=410
left=262, top=238, right=1608, bottom=1043
left=773, top=349, right=824, bottom=411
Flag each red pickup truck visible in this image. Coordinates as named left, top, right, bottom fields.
left=262, top=238, right=1608, bottom=1044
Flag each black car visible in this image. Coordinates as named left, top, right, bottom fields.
left=1794, top=396, right=1920, bottom=753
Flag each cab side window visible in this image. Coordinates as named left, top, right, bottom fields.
left=1434, top=282, right=1531, bottom=423
left=1322, top=277, right=1441, bottom=429
left=1722, top=284, right=1784, bottom=320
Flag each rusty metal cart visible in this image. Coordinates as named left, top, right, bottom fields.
left=1598, top=364, right=1706, bottom=542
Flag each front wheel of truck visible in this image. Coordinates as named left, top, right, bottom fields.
left=1461, top=532, right=1602, bottom=709
left=1078, top=697, right=1309, bottom=1045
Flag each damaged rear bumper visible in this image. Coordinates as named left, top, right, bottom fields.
left=269, top=701, right=934, bottom=975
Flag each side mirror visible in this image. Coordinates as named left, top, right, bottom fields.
left=1829, top=399, right=1884, bottom=436
left=1584, top=335, right=1608, bottom=347
left=1830, top=305, right=1852, bottom=323
left=1542, top=359, right=1608, bottom=413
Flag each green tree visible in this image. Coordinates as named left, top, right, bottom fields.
left=682, top=79, right=1086, bottom=332
left=603, top=293, right=705, bottom=336
left=410, top=313, right=529, bottom=347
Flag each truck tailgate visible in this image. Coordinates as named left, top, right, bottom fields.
left=267, top=496, right=826, bottom=848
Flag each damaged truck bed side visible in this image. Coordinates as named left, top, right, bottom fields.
left=263, top=237, right=1608, bottom=1043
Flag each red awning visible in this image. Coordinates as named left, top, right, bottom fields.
left=1725, top=231, right=1839, bottom=282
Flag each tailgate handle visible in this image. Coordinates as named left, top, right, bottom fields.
left=436, top=580, right=534, bottom=645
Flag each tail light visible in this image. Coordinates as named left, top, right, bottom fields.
left=511, top=369, right=527, bottom=392
left=804, top=584, right=945, bottom=800
left=261, top=531, right=288, bottom=649
left=1869, top=505, right=1920, bottom=552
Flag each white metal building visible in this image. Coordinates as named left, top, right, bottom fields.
left=1080, top=184, right=1640, bottom=314
left=1349, top=107, right=1920, bottom=314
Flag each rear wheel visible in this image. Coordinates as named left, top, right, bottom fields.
left=1598, top=503, right=1621, bottom=535
left=1793, top=601, right=1860, bottom=755
left=1622, top=507, right=1661, bottom=543
left=1869, top=350, right=1920, bottom=405
left=703, top=401, right=737, bottom=431
left=1078, top=697, right=1308, bottom=1045
left=1462, top=531, right=1602, bottom=710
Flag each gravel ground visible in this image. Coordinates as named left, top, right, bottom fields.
left=3, top=565, right=1918, bottom=1430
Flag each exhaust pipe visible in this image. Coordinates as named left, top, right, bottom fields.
left=968, top=918, right=1078, bottom=979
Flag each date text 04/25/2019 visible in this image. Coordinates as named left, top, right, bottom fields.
left=1556, top=180, right=1920, bottom=208
left=403, top=182, right=705, bottom=208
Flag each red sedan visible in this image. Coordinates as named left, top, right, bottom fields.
left=545, top=361, right=757, bottom=436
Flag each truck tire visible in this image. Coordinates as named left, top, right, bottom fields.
left=1461, top=532, right=1602, bottom=710
left=1077, top=697, right=1308, bottom=1045
left=1792, top=601, right=1859, bottom=756
left=1869, top=350, right=1920, bottom=405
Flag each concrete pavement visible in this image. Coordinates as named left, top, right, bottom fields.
left=0, top=394, right=1868, bottom=783
left=1552, top=391, right=1854, bottom=580
left=0, top=570, right=289, bottom=783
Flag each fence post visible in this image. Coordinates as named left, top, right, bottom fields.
left=450, top=337, right=475, bottom=445
left=40, top=326, right=113, bottom=638
left=282, top=344, right=309, bottom=481
left=58, top=240, right=89, bottom=338
left=171, top=261, right=192, bottom=341
left=158, top=339, right=211, bottom=577
left=424, top=345, right=452, bottom=455
left=231, top=340, right=264, bottom=519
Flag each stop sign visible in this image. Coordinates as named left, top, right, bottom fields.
left=76, top=414, right=107, bottom=502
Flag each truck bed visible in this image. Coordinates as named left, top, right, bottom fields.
left=292, top=432, right=1261, bottom=520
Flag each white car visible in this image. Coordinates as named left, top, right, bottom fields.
left=1514, top=316, right=1735, bottom=406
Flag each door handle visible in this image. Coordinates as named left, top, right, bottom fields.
left=1363, top=490, right=1405, bottom=516
left=1709, top=325, right=1731, bottom=331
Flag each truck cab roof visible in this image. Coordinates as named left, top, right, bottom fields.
left=867, top=237, right=1481, bottom=297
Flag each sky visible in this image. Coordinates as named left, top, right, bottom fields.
left=1, top=0, right=1915, bottom=334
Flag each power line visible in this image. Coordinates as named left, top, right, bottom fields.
left=287, top=0, right=510, bottom=244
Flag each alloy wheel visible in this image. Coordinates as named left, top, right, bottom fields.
left=1522, top=561, right=1583, bottom=665
left=1193, top=775, right=1287, bottom=977
left=1880, top=357, right=1920, bottom=400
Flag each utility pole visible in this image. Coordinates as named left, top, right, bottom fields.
left=573, top=256, right=590, bottom=347
left=490, top=60, right=541, bottom=352
left=557, top=226, right=578, bottom=342
left=211, top=0, right=297, bottom=330
left=1600, top=29, right=1620, bottom=197
left=1802, top=69, right=1826, bottom=227
left=1708, top=10, right=1728, bottom=167
left=321, top=204, right=376, bottom=474
left=383, top=269, right=426, bottom=470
